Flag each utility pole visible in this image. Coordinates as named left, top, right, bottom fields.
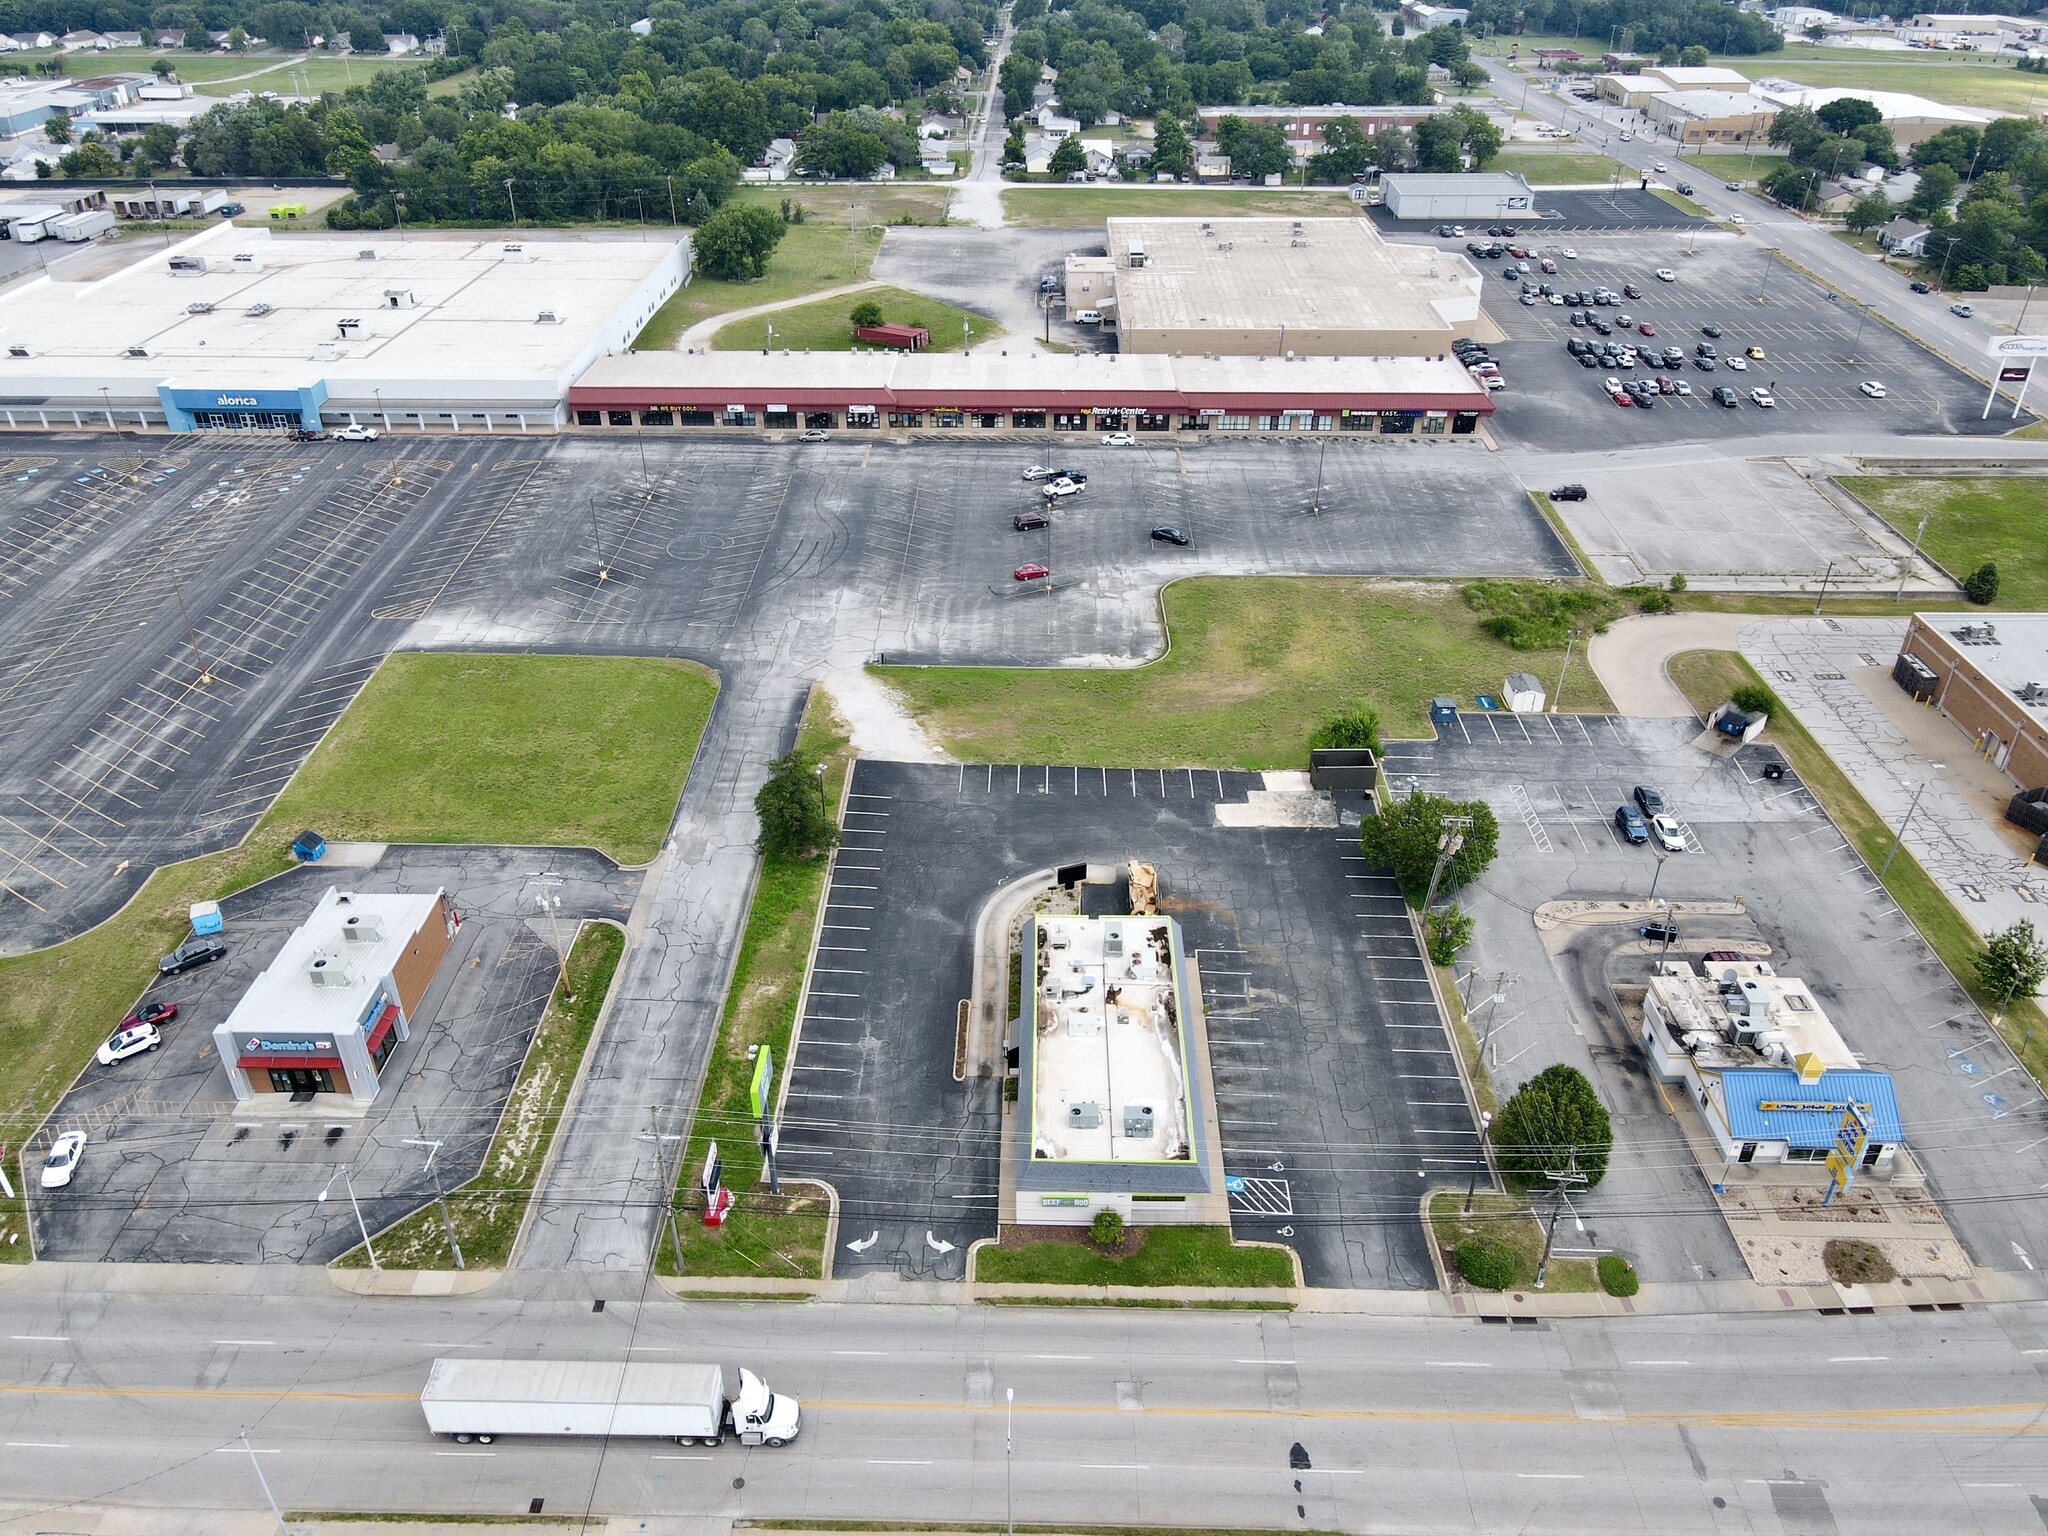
left=1419, top=814, right=1474, bottom=913
left=1532, top=1156, right=1589, bottom=1289
left=1881, top=776, right=1937, bottom=877
left=1550, top=628, right=1577, bottom=713
left=525, top=871, right=573, bottom=1000
left=1812, top=559, right=1835, bottom=617
left=639, top=1115, right=686, bottom=1272
left=406, top=1109, right=463, bottom=1270
left=1895, top=512, right=1930, bottom=601
left=170, top=580, right=213, bottom=686
left=503, top=176, right=520, bottom=227
left=1005, top=1386, right=1016, bottom=1536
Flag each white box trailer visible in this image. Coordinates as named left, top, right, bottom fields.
left=50, top=208, right=113, bottom=242
left=419, top=1358, right=800, bottom=1447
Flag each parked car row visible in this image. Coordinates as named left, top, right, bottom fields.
left=45, top=983, right=205, bottom=1189
left=1614, top=785, right=1687, bottom=852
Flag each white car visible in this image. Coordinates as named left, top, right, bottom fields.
left=1651, top=814, right=1686, bottom=852
left=332, top=424, right=380, bottom=441
left=1749, top=388, right=1776, bottom=408
left=1655, top=268, right=1677, bottom=282
left=1101, top=431, right=1135, bottom=446
left=40, top=1131, right=85, bottom=1190
left=1041, top=477, right=1082, bottom=500
left=1547, top=292, right=1565, bottom=305
left=1602, top=376, right=1622, bottom=393
left=1724, top=355, right=1749, bottom=371
left=1653, top=160, right=1668, bottom=172
left=1729, top=213, right=1746, bottom=226
left=1562, top=247, right=1579, bottom=259
left=1859, top=381, right=1888, bottom=398
left=1673, top=379, right=1693, bottom=396
left=798, top=428, right=829, bottom=442
left=1021, top=465, right=1054, bottom=481
left=96, top=1023, right=161, bottom=1065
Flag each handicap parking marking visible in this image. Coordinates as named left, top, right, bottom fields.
left=1226, top=1175, right=1295, bottom=1217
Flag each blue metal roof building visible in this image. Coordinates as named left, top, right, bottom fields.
left=1719, top=1069, right=1903, bottom=1149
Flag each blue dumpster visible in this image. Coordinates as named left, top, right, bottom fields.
left=187, top=900, right=223, bottom=936
left=1429, top=696, right=1458, bottom=726
left=292, top=829, right=327, bottom=862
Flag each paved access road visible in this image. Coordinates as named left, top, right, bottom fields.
left=2, top=1276, right=2048, bottom=1533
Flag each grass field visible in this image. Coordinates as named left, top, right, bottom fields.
left=1837, top=477, right=2048, bottom=610
left=51, top=47, right=428, bottom=97
left=1710, top=49, right=2048, bottom=113
left=660, top=689, right=852, bottom=1281
left=974, top=1226, right=1296, bottom=1287
left=712, top=283, right=1001, bottom=352
left=878, top=578, right=1616, bottom=769
left=1469, top=31, right=1610, bottom=58
left=1002, top=186, right=1362, bottom=227
left=270, top=653, right=715, bottom=865
left=1666, top=648, right=2048, bottom=1085
left=1427, top=1192, right=1597, bottom=1292
left=1674, top=150, right=1787, bottom=185
left=1494, top=148, right=1633, bottom=185
left=334, top=922, right=625, bottom=1270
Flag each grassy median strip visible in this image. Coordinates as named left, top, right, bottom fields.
left=1000, top=186, right=1360, bottom=226
left=1667, top=649, right=2048, bottom=1077
left=271, top=653, right=715, bottom=865
left=1428, top=1191, right=1596, bottom=1293
left=1836, top=476, right=2048, bottom=609
left=334, top=922, right=625, bottom=1270
left=974, top=1226, right=1295, bottom=1287
left=659, top=689, right=852, bottom=1280
left=879, top=578, right=1615, bottom=768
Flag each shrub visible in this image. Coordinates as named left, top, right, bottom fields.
left=1089, top=1209, right=1125, bottom=1247
left=1964, top=561, right=2000, bottom=605
left=849, top=299, right=884, bottom=329
left=1491, top=1063, right=1612, bottom=1187
left=1360, top=792, right=1500, bottom=905
left=1597, top=1254, right=1639, bottom=1297
left=1461, top=580, right=1622, bottom=651
left=1638, top=591, right=1674, bottom=615
left=1730, top=682, right=1779, bottom=719
left=1668, top=573, right=1687, bottom=593
left=1310, top=702, right=1381, bottom=754
left=1823, top=1237, right=1897, bottom=1286
left=754, top=748, right=839, bottom=861
left=1455, top=1236, right=1514, bottom=1290
left=1425, top=904, right=1474, bottom=965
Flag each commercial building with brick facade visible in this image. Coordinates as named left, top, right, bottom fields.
left=1896, top=613, right=2048, bottom=790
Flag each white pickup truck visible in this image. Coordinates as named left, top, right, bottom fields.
left=420, top=1358, right=801, bottom=1447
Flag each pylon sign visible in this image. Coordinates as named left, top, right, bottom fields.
left=1822, top=1104, right=1870, bottom=1206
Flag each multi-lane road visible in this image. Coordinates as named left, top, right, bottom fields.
left=3, top=1276, right=2048, bottom=1532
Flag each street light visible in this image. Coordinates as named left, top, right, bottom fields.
left=504, top=176, right=520, bottom=227
left=1896, top=511, right=1931, bottom=600
left=1881, top=775, right=1939, bottom=878
left=526, top=871, right=573, bottom=1000
left=318, top=1163, right=377, bottom=1270
left=1005, top=1386, right=1016, bottom=1536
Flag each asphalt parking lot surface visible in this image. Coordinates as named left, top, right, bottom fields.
left=1371, top=187, right=1696, bottom=236
left=777, top=759, right=1483, bottom=1289
left=1382, top=712, right=2048, bottom=1282
left=1464, top=230, right=2002, bottom=447
left=874, top=227, right=1109, bottom=351
left=0, top=433, right=1568, bottom=949
left=26, top=846, right=637, bottom=1263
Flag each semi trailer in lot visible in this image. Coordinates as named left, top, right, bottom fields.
left=419, top=1358, right=801, bottom=1446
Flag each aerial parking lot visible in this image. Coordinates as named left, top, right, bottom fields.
left=1461, top=230, right=2003, bottom=445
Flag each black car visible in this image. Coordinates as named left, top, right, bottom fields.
left=217, top=201, right=246, bottom=216
left=1632, top=393, right=1656, bottom=409
left=1614, top=805, right=1650, bottom=844
left=1695, top=342, right=1717, bottom=357
left=1693, top=355, right=1715, bottom=371
left=1640, top=921, right=1680, bottom=945
left=1577, top=353, right=1600, bottom=367
left=1485, top=225, right=1504, bottom=236
left=1623, top=284, right=1643, bottom=300
left=1150, top=525, right=1191, bottom=546
left=290, top=426, right=327, bottom=441
left=1712, top=386, right=1740, bottom=406
left=1053, top=468, right=1087, bottom=484
left=1593, top=320, right=1613, bottom=336
left=158, top=936, right=227, bottom=976
left=1499, top=225, right=1517, bottom=237
left=1569, top=310, right=1588, bottom=327
left=1910, top=280, right=1932, bottom=294
left=1014, top=510, right=1049, bottom=531
left=1701, top=323, right=1722, bottom=338
left=1551, top=484, right=1588, bottom=501
left=1633, top=785, right=1665, bottom=816
left=1675, top=181, right=1694, bottom=195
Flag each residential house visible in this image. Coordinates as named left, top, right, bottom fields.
left=1877, top=215, right=1931, bottom=255
left=383, top=33, right=421, bottom=54
left=7, top=32, right=55, bottom=49
left=739, top=136, right=797, bottom=182
left=1810, top=177, right=1863, bottom=214
left=629, top=16, right=653, bottom=34
left=153, top=28, right=185, bottom=47
left=59, top=31, right=106, bottom=50
left=1400, top=2, right=1469, bottom=27
left=1035, top=103, right=1079, bottom=137
left=1194, top=150, right=1232, bottom=180
left=102, top=31, right=144, bottom=48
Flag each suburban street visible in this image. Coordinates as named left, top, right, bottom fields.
left=3, top=1274, right=2048, bottom=1532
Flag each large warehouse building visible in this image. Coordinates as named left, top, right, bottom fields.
left=569, top=349, right=1493, bottom=437
left=1380, top=171, right=1538, bottom=223
left=1061, top=216, right=1483, bottom=358
left=1895, top=613, right=2048, bottom=787
left=0, top=222, right=686, bottom=434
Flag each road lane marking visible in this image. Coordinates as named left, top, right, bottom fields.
left=212, top=1340, right=275, bottom=1347
left=870, top=1459, right=932, bottom=1465
left=1828, top=1356, right=1889, bottom=1363
left=1626, top=1361, right=1692, bottom=1367
left=1517, top=1473, right=1583, bottom=1480
left=653, top=1454, right=713, bottom=1461
left=9, top=1335, right=67, bottom=1342
left=6, top=1442, right=69, bottom=1449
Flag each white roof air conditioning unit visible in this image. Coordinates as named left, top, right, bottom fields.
left=340, top=913, right=385, bottom=943
left=307, top=954, right=355, bottom=988
left=123, top=344, right=148, bottom=358
left=185, top=301, right=213, bottom=314
left=358, top=248, right=378, bottom=260
left=536, top=309, right=562, bottom=324
left=6, top=344, right=28, bottom=358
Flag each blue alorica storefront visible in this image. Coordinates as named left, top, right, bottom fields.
left=158, top=382, right=328, bottom=432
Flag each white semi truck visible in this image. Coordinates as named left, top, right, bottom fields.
left=419, top=1358, right=801, bottom=1447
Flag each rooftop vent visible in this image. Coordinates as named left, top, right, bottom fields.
left=357, top=247, right=377, bottom=260
left=536, top=309, right=563, bottom=324
left=245, top=302, right=272, bottom=317
left=185, top=301, right=214, bottom=314
left=6, top=344, right=27, bottom=358
left=336, top=318, right=361, bottom=337
left=383, top=287, right=416, bottom=309
left=123, top=344, right=149, bottom=358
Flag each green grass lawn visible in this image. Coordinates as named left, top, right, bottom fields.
left=974, top=1225, right=1296, bottom=1287
left=52, top=47, right=427, bottom=96
left=334, top=922, right=624, bottom=1270
left=712, top=283, right=1001, bottom=352
left=1676, top=150, right=1786, bottom=185
left=1494, top=149, right=1632, bottom=185
left=1667, top=648, right=2048, bottom=1083
left=1427, top=1192, right=1597, bottom=1293
left=1002, top=186, right=1362, bottom=227
left=1837, top=477, right=2048, bottom=609
left=661, top=689, right=851, bottom=1281
left=635, top=224, right=881, bottom=349
left=269, top=653, right=714, bottom=865
left=879, top=578, right=1616, bottom=769
left=1469, top=31, right=1611, bottom=58
left=1710, top=50, right=2048, bottom=113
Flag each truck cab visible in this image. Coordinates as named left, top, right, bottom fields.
left=731, top=1368, right=801, bottom=1446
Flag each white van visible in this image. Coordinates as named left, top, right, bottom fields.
left=1073, top=308, right=1103, bottom=324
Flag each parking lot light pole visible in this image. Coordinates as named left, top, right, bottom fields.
left=1881, top=776, right=1937, bottom=878
left=1005, top=1386, right=1015, bottom=1536
left=1550, top=629, right=1577, bottom=714
left=1420, top=815, right=1474, bottom=913
left=319, top=1164, right=377, bottom=1270
left=525, top=872, right=573, bottom=1001
left=1896, top=512, right=1931, bottom=600
left=1755, top=246, right=1777, bottom=305
left=1812, top=559, right=1836, bottom=617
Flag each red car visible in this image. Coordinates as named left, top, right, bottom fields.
left=1507, top=244, right=1529, bottom=258
left=1013, top=563, right=1049, bottom=581
left=1611, top=390, right=1634, bottom=406
left=1638, top=322, right=1657, bottom=336
left=119, top=999, right=178, bottom=1031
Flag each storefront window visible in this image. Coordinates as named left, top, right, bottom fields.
left=677, top=410, right=714, bottom=426
left=607, top=410, right=633, bottom=426
left=888, top=412, right=924, bottom=427
left=845, top=410, right=878, bottom=429
left=1012, top=411, right=1046, bottom=429
left=722, top=409, right=756, bottom=427
left=576, top=410, right=602, bottom=426
left=1137, top=413, right=1171, bottom=432
left=1053, top=412, right=1088, bottom=431
left=1452, top=411, right=1479, bottom=435
left=1340, top=411, right=1375, bottom=432
left=641, top=410, right=673, bottom=426
left=1179, top=415, right=1210, bottom=430
left=1379, top=411, right=1415, bottom=435
left=935, top=411, right=963, bottom=427
left=1421, top=411, right=1449, bottom=435
left=1216, top=414, right=1251, bottom=431
left=805, top=411, right=836, bottom=429
left=977, top=413, right=1003, bottom=428
left=764, top=410, right=797, bottom=429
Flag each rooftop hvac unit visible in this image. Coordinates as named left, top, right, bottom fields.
left=245, top=302, right=272, bottom=317
left=231, top=251, right=261, bottom=269
left=2022, top=681, right=2048, bottom=704
left=123, top=344, right=149, bottom=358
left=1954, top=621, right=1998, bottom=643
left=340, top=912, right=386, bottom=944
left=1104, top=927, right=1124, bottom=957
left=499, top=242, right=530, bottom=262
left=383, top=287, right=416, bottom=308
left=1291, top=238, right=1309, bottom=247
left=5, top=345, right=26, bottom=358
left=357, top=248, right=377, bottom=260
left=337, top=317, right=361, bottom=336
left=307, top=953, right=354, bottom=988
left=1067, top=1101, right=1102, bottom=1129
left=185, top=301, right=214, bottom=314
left=1121, top=1104, right=1155, bottom=1138
left=167, top=255, right=205, bottom=274
left=536, top=309, right=563, bottom=324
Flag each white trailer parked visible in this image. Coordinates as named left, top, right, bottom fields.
left=419, top=1358, right=801, bottom=1446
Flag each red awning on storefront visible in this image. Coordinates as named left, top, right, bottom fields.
left=365, top=1002, right=398, bottom=1057
left=239, top=1051, right=344, bottom=1070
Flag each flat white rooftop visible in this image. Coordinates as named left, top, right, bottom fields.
left=1104, top=217, right=1480, bottom=336
left=1914, top=612, right=2048, bottom=721
left=1648, top=961, right=1858, bottom=1074
left=221, top=886, right=442, bottom=1039
left=1031, top=915, right=1192, bottom=1164
left=0, top=223, right=683, bottom=394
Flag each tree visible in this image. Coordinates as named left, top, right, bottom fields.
left=1047, top=134, right=1086, bottom=177
left=1974, top=920, right=2048, bottom=1012
left=850, top=299, right=884, bottom=328
left=1816, top=97, right=1882, bottom=136
left=1679, top=44, right=1709, bottom=66
left=1906, top=162, right=1959, bottom=219
left=796, top=118, right=889, bottom=179
left=1846, top=189, right=1893, bottom=233
left=1149, top=115, right=1192, bottom=178
left=1964, top=560, right=2000, bottom=604
left=43, top=111, right=70, bottom=146
left=58, top=140, right=117, bottom=178
left=1358, top=792, right=1500, bottom=906
left=692, top=204, right=785, bottom=281
left=1491, top=1063, right=1612, bottom=1187
left=226, top=23, right=246, bottom=50
left=754, top=748, right=837, bottom=861
left=1763, top=161, right=1822, bottom=210
left=1309, top=703, right=1381, bottom=753
left=1002, top=126, right=1026, bottom=166
left=1215, top=115, right=1290, bottom=180
left=1913, top=125, right=1979, bottom=177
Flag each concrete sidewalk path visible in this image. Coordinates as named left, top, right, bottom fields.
left=670, top=279, right=885, bottom=351
left=1588, top=611, right=1755, bottom=717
